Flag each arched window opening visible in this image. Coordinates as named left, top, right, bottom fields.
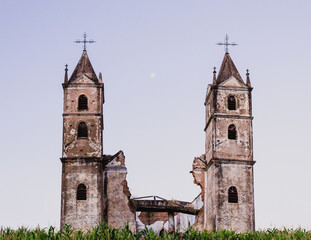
left=78, top=122, right=88, bottom=138
left=78, top=95, right=88, bottom=110
left=228, top=186, right=238, bottom=203
left=228, top=95, right=236, bottom=110
left=77, top=184, right=87, bottom=200
left=228, top=124, right=237, bottom=140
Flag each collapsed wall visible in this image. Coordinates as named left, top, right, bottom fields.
left=134, top=195, right=203, bottom=233
left=191, top=155, right=207, bottom=231
left=103, top=151, right=136, bottom=232
left=136, top=212, right=195, bottom=234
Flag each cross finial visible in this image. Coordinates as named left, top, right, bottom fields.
left=216, top=34, right=238, bottom=53
left=74, top=32, right=96, bottom=51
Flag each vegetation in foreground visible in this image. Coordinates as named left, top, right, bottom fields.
left=1, top=224, right=311, bottom=240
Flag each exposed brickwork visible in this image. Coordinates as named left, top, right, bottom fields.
left=138, top=212, right=169, bottom=226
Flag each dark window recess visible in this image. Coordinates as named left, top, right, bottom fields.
left=228, top=96, right=236, bottom=110
left=78, top=122, right=88, bottom=138
left=228, top=186, right=238, bottom=203
left=228, top=124, right=237, bottom=140
left=77, top=184, right=87, bottom=200
left=78, top=95, right=88, bottom=110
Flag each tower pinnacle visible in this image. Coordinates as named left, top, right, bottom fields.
left=213, top=67, right=217, bottom=85
left=246, top=69, right=251, bottom=87
left=64, top=64, right=68, bottom=84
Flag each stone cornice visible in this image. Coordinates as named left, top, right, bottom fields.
left=60, top=157, right=103, bottom=163
left=63, top=113, right=102, bottom=117
left=204, top=114, right=253, bottom=131
left=217, top=86, right=252, bottom=91
left=206, top=158, right=256, bottom=169
left=62, top=83, right=103, bottom=89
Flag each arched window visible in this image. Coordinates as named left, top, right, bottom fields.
left=78, top=95, right=88, bottom=110
left=228, top=95, right=236, bottom=110
left=78, top=122, right=88, bottom=138
left=228, top=186, right=238, bottom=203
left=228, top=124, right=237, bottom=140
left=77, top=184, right=87, bottom=200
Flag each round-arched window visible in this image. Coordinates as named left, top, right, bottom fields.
left=228, top=186, right=238, bottom=203
left=78, top=95, right=88, bottom=110
left=228, top=95, right=236, bottom=110
left=78, top=122, right=88, bottom=138
left=228, top=124, right=237, bottom=140
left=77, top=184, right=87, bottom=200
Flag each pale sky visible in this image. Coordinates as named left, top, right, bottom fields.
left=1, top=0, right=311, bottom=230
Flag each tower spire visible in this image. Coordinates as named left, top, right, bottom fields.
left=68, top=50, right=98, bottom=83
left=216, top=53, right=243, bottom=84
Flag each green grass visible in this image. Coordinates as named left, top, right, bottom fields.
left=1, top=224, right=310, bottom=239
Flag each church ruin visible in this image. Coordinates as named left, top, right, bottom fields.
left=60, top=44, right=255, bottom=232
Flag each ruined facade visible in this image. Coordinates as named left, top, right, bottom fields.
left=60, top=50, right=136, bottom=231
left=60, top=49, right=255, bottom=233
left=192, top=53, right=255, bottom=232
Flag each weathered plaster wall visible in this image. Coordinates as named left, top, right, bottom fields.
left=206, top=163, right=255, bottom=232
left=204, top=84, right=253, bottom=162
left=204, top=123, right=213, bottom=160
left=215, top=87, right=251, bottom=116
left=61, top=72, right=105, bottom=230
left=214, top=118, right=252, bottom=160
left=63, top=116, right=102, bottom=158
left=103, top=152, right=136, bottom=232
left=63, top=84, right=103, bottom=114
left=193, top=75, right=255, bottom=232
left=62, top=80, right=103, bottom=159
left=60, top=160, right=103, bottom=230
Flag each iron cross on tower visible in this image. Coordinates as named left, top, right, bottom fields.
left=216, top=34, right=238, bottom=53
left=74, top=33, right=96, bottom=50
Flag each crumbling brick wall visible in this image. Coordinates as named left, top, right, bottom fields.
left=103, top=151, right=136, bottom=232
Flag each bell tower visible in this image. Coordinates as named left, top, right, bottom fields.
left=193, top=52, right=255, bottom=232
left=60, top=50, right=104, bottom=229
left=205, top=53, right=254, bottom=231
